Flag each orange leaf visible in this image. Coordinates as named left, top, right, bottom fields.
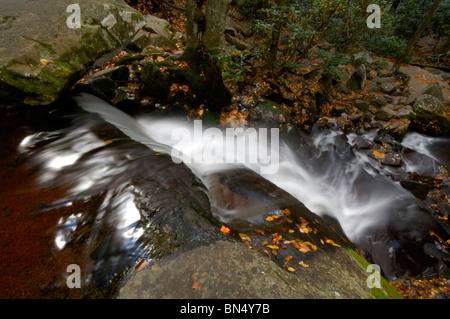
left=254, top=229, right=265, bottom=234
left=103, top=140, right=113, bottom=145
left=265, top=216, right=274, bottom=221
left=192, top=280, right=199, bottom=290
left=134, top=259, right=148, bottom=271
left=325, top=238, right=341, bottom=247
left=239, top=233, right=251, bottom=241
left=220, top=225, right=230, bottom=235
left=262, top=240, right=268, bottom=247
left=299, top=261, right=309, bottom=268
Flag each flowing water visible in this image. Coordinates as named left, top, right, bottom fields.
left=1, top=93, right=449, bottom=297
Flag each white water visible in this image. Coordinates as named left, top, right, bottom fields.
left=74, top=93, right=432, bottom=242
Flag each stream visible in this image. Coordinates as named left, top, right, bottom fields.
left=0, top=93, right=449, bottom=298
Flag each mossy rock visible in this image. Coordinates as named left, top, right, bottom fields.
left=0, top=0, right=145, bottom=105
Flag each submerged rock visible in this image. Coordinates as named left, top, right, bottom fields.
left=0, top=0, right=145, bottom=105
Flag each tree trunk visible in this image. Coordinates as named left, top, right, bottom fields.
left=391, top=0, right=442, bottom=74
left=203, top=0, right=232, bottom=54
left=184, top=0, right=232, bottom=112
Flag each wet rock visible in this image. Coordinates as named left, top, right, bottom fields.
left=0, top=0, right=145, bottom=105
left=351, top=136, right=375, bottom=150
left=400, top=180, right=434, bottom=201
left=380, top=119, right=410, bottom=142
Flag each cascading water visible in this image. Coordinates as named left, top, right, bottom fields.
left=73, top=93, right=450, bottom=279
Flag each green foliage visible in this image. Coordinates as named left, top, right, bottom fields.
left=213, top=45, right=253, bottom=84
left=316, top=49, right=349, bottom=82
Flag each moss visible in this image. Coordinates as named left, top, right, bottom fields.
left=347, top=248, right=403, bottom=299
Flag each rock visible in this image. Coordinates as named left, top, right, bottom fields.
left=411, top=94, right=450, bottom=135
left=371, top=95, right=388, bottom=108
left=225, top=34, right=251, bottom=51
left=354, top=100, right=370, bottom=112
left=395, top=105, right=413, bottom=119
left=351, top=136, right=375, bottom=150
left=140, top=61, right=171, bottom=99
left=128, top=31, right=154, bottom=52
left=419, top=83, right=445, bottom=102
left=380, top=119, right=410, bottom=142
left=380, top=82, right=399, bottom=94
left=346, top=64, right=366, bottom=91
left=143, top=14, right=174, bottom=39
left=0, top=0, right=145, bottom=105
left=148, top=33, right=178, bottom=51
left=400, top=180, right=434, bottom=201
left=118, top=240, right=393, bottom=299
left=375, top=106, right=396, bottom=121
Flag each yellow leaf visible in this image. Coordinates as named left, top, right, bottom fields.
left=288, top=229, right=294, bottom=234
left=239, top=233, right=251, bottom=241
left=271, top=249, right=277, bottom=255
left=220, top=225, right=230, bottom=235
left=103, top=140, right=113, bottom=145
left=325, top=238, right=341, bottom=247
left=267, top=245, right=279, bottom=250
left=157, top=56, right=165, bottom=62
left=265, top=216, right=274, bottom=221
left=299, top=261, right=309, bottom=268
left=40, top=58, right=52, bottom=66
left=287, top=267, right=296, bottom=272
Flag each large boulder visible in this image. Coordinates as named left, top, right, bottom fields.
left=411, top=94, right=450, bottom=135
left=0, top=0, right=145, bottom=105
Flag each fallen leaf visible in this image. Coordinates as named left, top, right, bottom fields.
left=134, top=259, right=148, bottom=271
left=239, top=233, right=251, bottom=241
left=254, top=229, right=265, bottom=234
left=265, top=216, right=274, bottom=222
left=220, top=225, right=230, bottom=235
left=288, top=229, right=294, bottom=234
left=103, top=140, right=113, bottom=145
left=40, top=58, right=52, bottom=66
left=262, top=240, right=268, bottom=247
left=157, top=56, right=166, bottom=62
left=299, top=261, right=309, bottom=268
left=287, top=266, right=296, bottom=272
left=192, top=280, right=199, bottom=290
left=325, top=238, right=341, bottom=247
left=263, top=248, right=271, bottom=259
left=267, top=245, right=279, bottom=250
left=285, top=256, right=293, bottom=262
